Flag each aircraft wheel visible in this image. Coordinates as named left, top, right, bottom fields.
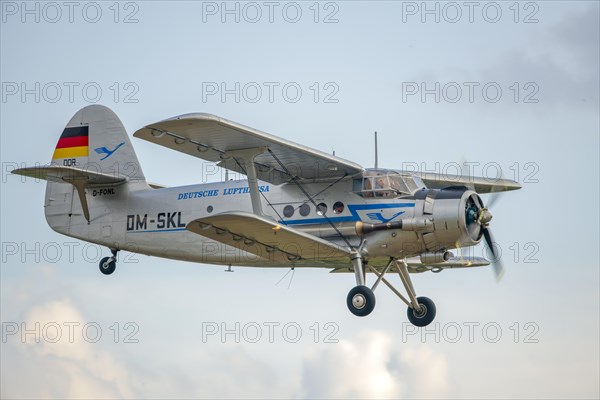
left=99, top=256, right=116, bottom=275
left=347, top=285, right=376, bottom=317
left=407, top=296, right=436, bottom=327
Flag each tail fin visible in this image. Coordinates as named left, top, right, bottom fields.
left=51, top=105, right=145, bottom=182
left=13, top=105, right=146, bottom=238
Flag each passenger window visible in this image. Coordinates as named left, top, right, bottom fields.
left=316, top=203, right=327, bottom=216
left=283, top=205, right=294, bottom=218
left=333, top=201, right=344, bottom=214
left=299, top=203, right=310, bottom=216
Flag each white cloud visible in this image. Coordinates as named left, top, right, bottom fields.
left=2, top=292, right=451, bottom=400
left=299, top=330, right=450, bottom=399
left=2, top=298, right=137, bottom=399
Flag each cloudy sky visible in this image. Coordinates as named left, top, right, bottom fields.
left=1, top=1, right=598, bottom=398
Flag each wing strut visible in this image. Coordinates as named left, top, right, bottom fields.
left=224, top=147, right=267, bottom=217
left=267, top=148, right=354, bottom=251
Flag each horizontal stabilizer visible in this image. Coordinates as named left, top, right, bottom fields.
left=12, top=165, right=127, bottom=223
left=12, top=166, right=127, bottom=186
left=148, top=182, right=168, bottom=189
left=187, top=211, right=351, bottom=265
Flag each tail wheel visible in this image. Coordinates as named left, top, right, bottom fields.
left=347, top=285, right=376, bottom=317
left=99, top=256, right=116, bottom=275
left=407, top=296, right=436, bottom=327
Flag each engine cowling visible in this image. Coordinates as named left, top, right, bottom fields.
left=420, top=189, right=485, bottom=251
left=353, top=188, right=489, bottom=259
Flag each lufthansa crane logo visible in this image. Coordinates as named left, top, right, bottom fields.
left=365, top=211, right=405, bottom=223
left=94, top=142, right=125, bottom=160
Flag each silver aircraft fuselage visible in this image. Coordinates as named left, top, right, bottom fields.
left=45, top=175, right=477, bottom=268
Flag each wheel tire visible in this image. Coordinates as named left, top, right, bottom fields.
left=346, top=285, right=376, bottom=317
left=407, top=296, right=436, bottom=327
left=99, top=256, right=116, bottom=275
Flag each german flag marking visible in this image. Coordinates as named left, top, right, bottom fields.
left=52, top=126, right=89, bottom=160
left=52, top=146, right=89, bottom=159
left=56, top=136, right=88, bottom=148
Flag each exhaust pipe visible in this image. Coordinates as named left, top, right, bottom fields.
left=355, top=218, right=433, bottom=236
left=420, top=251, right=453, bottom=264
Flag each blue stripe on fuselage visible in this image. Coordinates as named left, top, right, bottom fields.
left=280, top=203, right=415, bottom=226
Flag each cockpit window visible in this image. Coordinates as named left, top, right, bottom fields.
left=362, top=174, right=394, bottom=198
left=389, top=175, right=409, bottom=194
left=357, top=170, right=424, bottom=198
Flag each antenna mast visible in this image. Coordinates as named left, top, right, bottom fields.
left=374, top=131, right=378, bottom=168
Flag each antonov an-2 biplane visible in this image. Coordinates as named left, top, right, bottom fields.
left=13, top=105, right=521, bottom=326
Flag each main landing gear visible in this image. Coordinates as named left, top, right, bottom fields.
left=99, top=249, right=119, bottom=275
left=346, top=256, right=436, bottom=327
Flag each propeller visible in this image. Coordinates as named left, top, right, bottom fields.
left=466, top=193, right=505, bottom=282
left=458, top=157, right=506, bottom=281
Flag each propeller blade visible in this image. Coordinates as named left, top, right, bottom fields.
left=482, top=227, right=505, bottom=282
left=467, top=223, right=481, bottom=240
left=472, top=193, right=484, bottom=209
left=485, top=190, right=502, bottom=209
left=484, top=168, right=508, bottom=209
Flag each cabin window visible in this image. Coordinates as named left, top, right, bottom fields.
left=283, top=205, right=294, bottom=218
left=316, top=203, right=327, bottom=216
left=333, top=201, right=344, bottom=214
left=299, top=203, right=310, bottom=216
left=207, top=205, right=213, bottom=213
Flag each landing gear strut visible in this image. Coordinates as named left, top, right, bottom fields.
left=347, top=257, right=437, bottom=327
left=99, top=249, right=118, bottom=275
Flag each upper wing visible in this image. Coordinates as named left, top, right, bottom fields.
left=186, top=211, right=351, bottom=266
left=413, top=172, right=521, bottom=193
left=133, top=113, right=364, bottom=184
